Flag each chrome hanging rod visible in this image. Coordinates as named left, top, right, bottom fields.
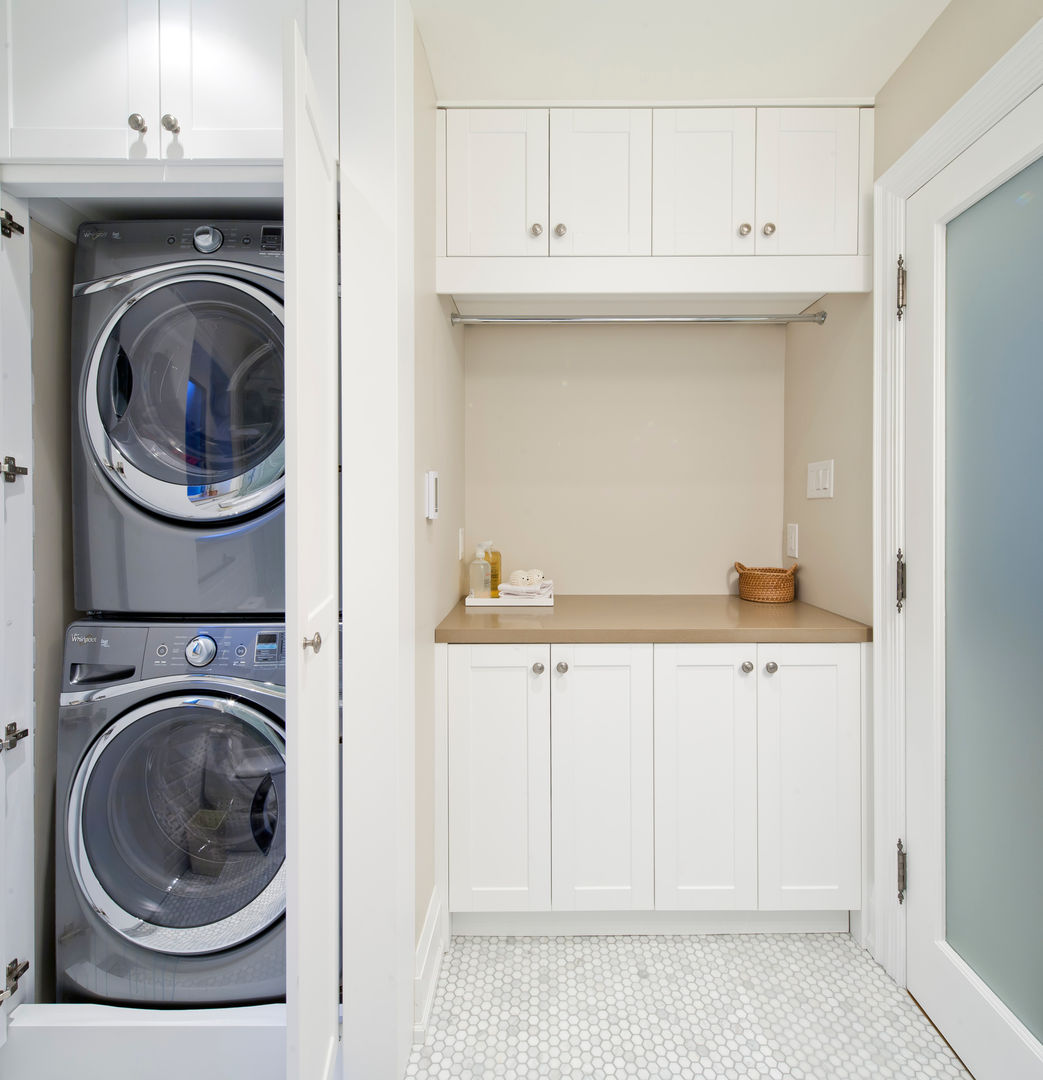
left=450, top=311, right=827, bottom=327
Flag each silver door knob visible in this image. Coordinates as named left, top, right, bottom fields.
left=303, top=632, right=322, bottom=654
left=556, top=661, right=569, bottom=674
left=532, top=662, right=545, bottom=674
left=162, top=113, right=181, bottom=134
left=127, top=113, right=148, bottom=133
left=741, top=660, right=754, bottom=674
left=765, top=661, right=778, bottom=674
left=737, top=223, right=752, bottom=237
left=530, top=223, right=543, bottom=236
left=762, top=222, right=777, bottom=236
left=554, top=224, right=567, bottom=237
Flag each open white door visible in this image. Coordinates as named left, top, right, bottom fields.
left=284, top=25, right=341, bottom=1080
left=0, top=194, right=35, bottom=1046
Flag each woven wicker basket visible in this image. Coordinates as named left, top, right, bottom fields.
left=734, top=561, right=798, bottom=603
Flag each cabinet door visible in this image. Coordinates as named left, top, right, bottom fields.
left=448, top=645, right=551, bottom=911
left=0, top=0, right=160, bottom=159
left=446, top=109, right=549, bottom=256
left=159, top=0, right=299, bottom=159
left=654, top=644, right=758, bottom=910
left=549, top=109, right=652, bottom=255
left=755, top=107, right=860, bottom=255
left=551, top=644, right=653, bottom=910
left=757, top=643, right=861, bottom=909
left=652, top=109, right=756, bottom=255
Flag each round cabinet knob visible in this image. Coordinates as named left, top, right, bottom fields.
left=554, top=224, right=567, bottom=237
left=185, top=634, right=218, bottom=667
left=556, top=661, right=569, bottom=674
left=530, top=223, right=543, bottom=237
left=532, top=662, right=545, bottom=674
left=765, top=661, right=779, bottom=674
left=762, top=222, right=777, bottom=237
left=303, top=632, right=322, bottom=654
left=161, top=113, right=181, bottom=134
left=741, top=660, right=754, bottom=674
left=127, top=113, right=148, bottom=133
left=737, top=223, right=752, bottom=237
left=193, top=225, right=224, bottom=253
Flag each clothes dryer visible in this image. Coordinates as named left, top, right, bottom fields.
left=71, top=220, right=285, bottom=615
left=56, top=620, right=287, bottom=1005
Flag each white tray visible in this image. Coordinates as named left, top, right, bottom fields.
left=465, top=593, right=554, bottom=608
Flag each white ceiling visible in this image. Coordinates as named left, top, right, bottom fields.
left=411, top=0, right=951, bottom=103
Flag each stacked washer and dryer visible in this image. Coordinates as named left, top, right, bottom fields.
left=56, top=221, right=289, bottom=1006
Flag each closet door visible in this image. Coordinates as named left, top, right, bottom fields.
left=549, top=109, right=652, bottom=255
left=551, top=644, right=654, bottom=910
left=755, top=107, right=860, bottom=255
left=0, top=0, right=160, bottom=159
left=446, top=109, right=549, bottom=255
left=652, top=109, right=756, bottom=255
left=284, top=24, right=340, bottom=1080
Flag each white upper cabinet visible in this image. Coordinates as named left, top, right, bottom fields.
left=755, top=107, right=860, bottom=255
left=549, top=109, right=651, bottom=255
left=0, top=0, right=302, bottom=160
left=446, top=109, right=550, bottom=256
left=652, top=109, right=756, bottom=256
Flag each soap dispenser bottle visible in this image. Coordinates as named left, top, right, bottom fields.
left=480, top=540, right=502, bottom=598
left=469, top=547, right=491, bottom=599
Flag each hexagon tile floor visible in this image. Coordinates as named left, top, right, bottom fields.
left=406, top=933, right=972, bottom=1080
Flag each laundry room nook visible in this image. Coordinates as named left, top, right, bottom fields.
left=1, top=3, right=1042, bottom=1080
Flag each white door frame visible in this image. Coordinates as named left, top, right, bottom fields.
left=871, top=17, right=1043, bottom=984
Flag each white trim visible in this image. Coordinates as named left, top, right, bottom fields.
left=436, top=99, right=876, bottom=110
left=413, top=889, right=447, bottom=1043
left=850, top=641, right=873, bottom=950
left=434, top=643, right=450, bottom=950
left=872, top=14, right=1043, bottom=987
left=452, top=911, right=850, bottom=936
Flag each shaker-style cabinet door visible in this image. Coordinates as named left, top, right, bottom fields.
left=0, top=0, right=161, bottom=159
left=654, top=644, right=758, bottom=909
left=757, top=643, right=861, bottom=909
left=755, top=107, right=861, bottom=255
left=652, top=109, right=756, bottom=255
left=549, top=109, right=652, bottom=255
left=551, top=644, right=654, bottom=910
left=446, top=109, right=549, bottom=256
left=448, top=645, right=552, bottom=911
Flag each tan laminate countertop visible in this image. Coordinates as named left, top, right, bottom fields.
left=435, top=595, right=872, bottom=645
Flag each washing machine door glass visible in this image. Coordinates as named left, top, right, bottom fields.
left=85, top=275, right=285, bottom=522
left=70, top=695, right=286, bottom=955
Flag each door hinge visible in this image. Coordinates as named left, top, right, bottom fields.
left=1, top=455, right=28, bottom=483
left=897, top=839, right=907, bottom=904
left=0, top=209, right=24, bottom=239
left=896, top=549, right=907, bottom=613
left=896, top=255, right=907, bottom=321
left=0, top=959, right=29, bottom=1003
left=1, top=722, right=28, bottom=752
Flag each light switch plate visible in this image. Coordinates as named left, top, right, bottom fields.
left=807, top=459, right=834, bottom=499
left=786, top=523, right=799, bottom=558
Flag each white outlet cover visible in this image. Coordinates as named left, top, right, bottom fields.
left=807, top=459, right=834, bottom=499
left=786, top=523, right=799, bottom=558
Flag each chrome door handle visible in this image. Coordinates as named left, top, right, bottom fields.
left=737, top=223, right=752, bottom=237
left=127, top=113, right=148, bottom=133
left=762, top=222, right=777, bottom=237
left=532, top=662, right=545, bottom=674
left=162, top=113, right=181, bottom=134
left=554, top=224, right=567, bottom=237
left=303, top=632, right=322, bottom=654
left=530, top=223, right=543, bottom=236
left=741, top=661, right=754, bottom=674
left=765, top=661, right=778, bottom=674
left=556, top=661, right=569, bottom=674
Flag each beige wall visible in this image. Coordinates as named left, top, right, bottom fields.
left=414, top=28, right=466, bottom=941
left=465, top=325, right=786, bottom=594
left=31, top=222, right=75, bottom=1001
left=874, top=1, right=1042, bottom=177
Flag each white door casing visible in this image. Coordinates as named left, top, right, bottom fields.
left=448, top=645, right=551, bottom=912
left=0, top=194, right=33, bottom=1049
left=283, top=22, right=340, bottom=1080
left=904, top=82, right=1043, bottom=1080
left=652, top=108, right=756, bottom=256
left=654, top=644, right=758, bottom=910
left=549, top=109, right=652, bottom=256
left=551, top=644, right=654, bottom=911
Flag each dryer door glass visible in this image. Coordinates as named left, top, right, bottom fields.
left=85, top=275, right=285, bottom=522
left=72, top=695, right=286, bottom=955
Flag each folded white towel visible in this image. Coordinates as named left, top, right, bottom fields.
left=496, top=579, right=554, bottom=598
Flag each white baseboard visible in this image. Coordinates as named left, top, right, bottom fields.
left=451, top=910, right=850, bottom=936
left=413, top=888, right=448, bottom=1043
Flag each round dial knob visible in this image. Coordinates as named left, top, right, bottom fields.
left=185, top=634, right=218, bottom=667
left=193, top=225, right=224, bottom=254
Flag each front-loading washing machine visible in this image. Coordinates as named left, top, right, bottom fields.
left=71, top=220, right=285, bottom=615
left=56, top=620, right=287, bottom=1005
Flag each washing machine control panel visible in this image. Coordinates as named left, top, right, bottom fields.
left=143, top=624, right=287, bottom=685
left=185, top=634, right=218, bottom=667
